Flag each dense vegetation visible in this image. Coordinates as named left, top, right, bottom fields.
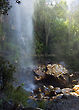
left=0, top=57, right=15, bottom=89
left=0, top=0, right=79, bottom=110
left=34, top=0, right=79, bottom=71
left=0, top=0, right=21, bottom=14
left=0, top=0, right=12, bottom=14
left=0, top=0, right=79, bottom=71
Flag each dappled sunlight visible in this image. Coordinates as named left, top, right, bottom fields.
left=0, top=0, right=79, bottom=110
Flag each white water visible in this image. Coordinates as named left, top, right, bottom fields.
left=8, top=0, right=36, bottom=91
left=10, top=0, right=35, bottom=67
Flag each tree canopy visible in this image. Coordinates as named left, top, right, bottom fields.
left=34, top=0, right=79, bottom=70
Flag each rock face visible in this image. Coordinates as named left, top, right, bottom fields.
left=1, top=100, right=42, bottom=110
left=46, top=64, right=68, bottom=77
left=23, top=107, right=43, bottom=110
left=34, top=64, right=68, bottom=77
left=30, top=85, right=74, bottom=101
left=33, top=64, right=69, bottom=87
left=72, top=85, right=79, bottom=96
left=46, top=95, right=79, bottom=110
left=30, top=64, right=79, bottom=110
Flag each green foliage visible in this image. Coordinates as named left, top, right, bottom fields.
left=34, top=37, right=44, bottom=55
left=34, top=0, right=68, bottom=55
left=0, top=57, right=16, bottom=89
left=34, top=0, right=79, bottom=70
left=37, top=100, right=46, bottom=109
left=0, top=0, right=12, bottom=14
left=0, top=0, right=21, bottom=14
left=0, top=22, right=20, bottom=63
left=4, top=84, right=30, bottom=106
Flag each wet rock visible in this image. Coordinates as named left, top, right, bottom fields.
left=62, top=88, right=73, bottom=94
left=71, top=85, right=79, bottom=96
left=23, top=107, right=43, bottom=110
left=27, top=99, right=38, bottom=108
left=32, top=64, right=79, bottom=110
left=75, top=89, right=79, bottom=95
left=3, top=100, right=14, bottom=110
left=69, top=72, right=79, bottom=86
left=16, top=0, right=21, bottom=4
left=70, top=92, right=79, bottom=97
left=48, top=85, right=54, bottom=90
left=73, top=85, right=79, bottom=91
left=46, top=64, right=68, bottom=77
left=46, top=95, right=79, bottom=110
left=54, top=94, right=64, bottom=100
left=15, top=104, right=24, bottom=110
left=55, top=87, right=62, bottom=94
left=33, top=64, right=69, bottom=87
left=2, top=99, right=42, bottom=110
left=33, top=88, right=40, bottom=95
left=31, top=85, right=55, bottom=100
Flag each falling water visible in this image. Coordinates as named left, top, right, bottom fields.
left=11, top=0, right=35, bottom=67
left=5, top=0, right=36, bottom=91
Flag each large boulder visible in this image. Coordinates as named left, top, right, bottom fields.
left=33, top=64, right=69, bottom=87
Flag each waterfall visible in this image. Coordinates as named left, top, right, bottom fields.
left=4, top=0, right=36, bottom=91
left=10, top=0, right=35, bottom=67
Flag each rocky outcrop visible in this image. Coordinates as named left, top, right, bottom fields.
left=33, top=64, right=69, bottom=87
left=45, top=95, right=79, bottom=110
left=32, top=64, right=79, bottom=110
left=1, top=99, right=42, bottom=110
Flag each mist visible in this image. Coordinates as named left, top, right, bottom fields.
left=4, top=0, right=36, bottom=91
left=10, top=0, right=35, bottom=67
